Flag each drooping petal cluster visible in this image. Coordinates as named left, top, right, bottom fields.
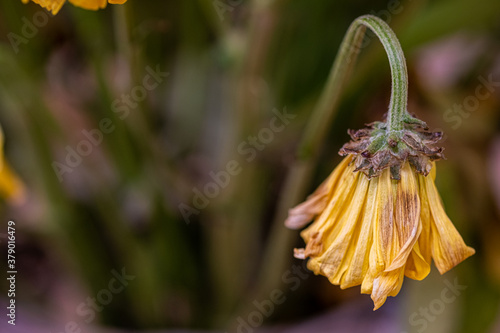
left=21, top=0, right=127, bottom=15
left=286, top=155, right=475, bottom=310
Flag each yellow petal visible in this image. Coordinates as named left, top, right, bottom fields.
left=385, top=162, right=421, bottom=272
left=378, top=167, right=394, bottom=265
left=368, top=168, right=402, bottom=309
left=0, top=128, right=25, bottom=203
left=405, top=241, right=431, bottom=280
left=423, top=165, right=475, bottom=274
left=403, top=170, right=434, bottom=280
left=302, top=231, right=323, bottom=258
left=369, top=163, right=423, bottom=309
left=25, top=0, right=66, bottom=14
left=0, top=161, right=26, bottom=204
left=340, top=177, right=378, bottom=289
left=285, top=156, right=352, bottom=229
left=371, top=269, right=405, bottom=310
left=300, top=157, right=358, bottom=242
left=69, top=0, right=107, bottom=10
left=416, top=172, right=432, bottom=265
left=23, top=0, right=126, bottom=13
left=307, top=172, right=369, bottom=284
left=361, top=167, right=391, bottom=295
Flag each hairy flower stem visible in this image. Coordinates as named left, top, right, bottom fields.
left=299, top=15, right=413, bottom=160
left=251, top=15, right=416, bottom=315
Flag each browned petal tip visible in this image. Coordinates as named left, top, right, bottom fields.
left=436, top=246, right=476, bottom=275
left=293, top=248, right=306, bottom=259
left=284, top=210, right=313, bottom=230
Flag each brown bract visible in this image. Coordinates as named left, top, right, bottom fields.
left=339, top=121, right=444, bottom=180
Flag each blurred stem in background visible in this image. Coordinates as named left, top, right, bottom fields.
left=198, top=0, right=286, bottom=326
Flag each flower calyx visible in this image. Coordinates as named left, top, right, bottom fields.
left=339, top=113, right=444, bottom=180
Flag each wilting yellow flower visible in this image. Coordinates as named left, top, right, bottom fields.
left=21, top=0, right=127, bottom=15
left=286, top=152, right=475, bottom=310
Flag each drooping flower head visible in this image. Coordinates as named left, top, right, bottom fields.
left=286, top=122, right=475, bottom=309
left=284, top=15, right=475, bottom=310
left=21, top=0, right=127, bottom=15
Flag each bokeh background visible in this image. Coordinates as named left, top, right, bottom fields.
left=0, top=0, right=499, bottom=332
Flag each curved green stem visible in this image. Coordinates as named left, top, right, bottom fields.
left=359, top=16, right=409, bottom=132
left=299, top=15, right=409, bottom=160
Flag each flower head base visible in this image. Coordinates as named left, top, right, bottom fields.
left=286, top=151, right=475, bottom=310
left=21, top=0, right=127, bottom=15
left=339, top=117, right=444, bottom=180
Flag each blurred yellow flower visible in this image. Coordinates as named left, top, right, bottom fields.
left=21, top=0, right=127, bottom=15
left=285, top=154, right=475, bottom=310
left=0, top=129, right=25, bottom=204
